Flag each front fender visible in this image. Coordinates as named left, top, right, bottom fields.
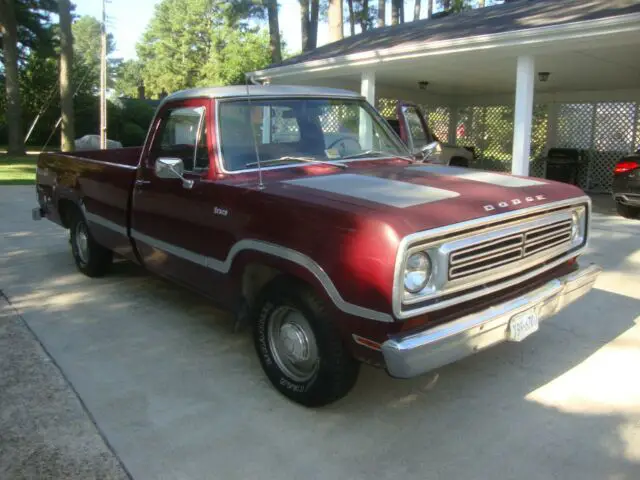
left=225, top=240, right=395, bottom=324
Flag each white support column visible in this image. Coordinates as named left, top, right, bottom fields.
left=511, top=55, right=535, bottom=176
left=360, top=70, right=376, bottom=149
left=360, top=70, right=376, bottom=105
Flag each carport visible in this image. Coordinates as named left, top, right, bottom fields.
left=249, top=0, right=640, bottom=192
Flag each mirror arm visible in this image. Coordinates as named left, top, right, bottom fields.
left=168, top=164, right=194, bottom=190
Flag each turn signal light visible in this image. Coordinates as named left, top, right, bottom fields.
left=614, top=160, right=639, bottom=175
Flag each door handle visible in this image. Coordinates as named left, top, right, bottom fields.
left=135, top=179, right=151, bottom=188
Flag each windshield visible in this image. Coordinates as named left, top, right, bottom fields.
left=218, top=98, right=409, bottom=172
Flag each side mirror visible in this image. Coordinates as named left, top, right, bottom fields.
left=155, top=157, right=194, bottom=189
left=419, top=141, right=441, bottom=162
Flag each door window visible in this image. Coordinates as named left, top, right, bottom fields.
left=401, top=106, right=432, bottom=150
left=155, top=106, right=208, bottom=171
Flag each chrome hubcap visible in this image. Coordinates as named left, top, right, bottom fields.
left=75, top=222, right=89, bottom=264
left=267, top=306, right=319, bottom=382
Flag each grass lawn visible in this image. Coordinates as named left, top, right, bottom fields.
left=0, top=154, right=38, bottom=185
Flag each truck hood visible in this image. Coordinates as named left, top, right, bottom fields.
left=269, top=162, right=586, bottom=237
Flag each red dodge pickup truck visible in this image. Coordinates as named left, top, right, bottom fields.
left=34, top=86, right=601, bottom=406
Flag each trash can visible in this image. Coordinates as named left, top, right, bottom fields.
left=543, top=148, right=584, bottom=185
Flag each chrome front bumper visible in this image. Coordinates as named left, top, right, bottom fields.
left=382, top=264, right=602, bottom=378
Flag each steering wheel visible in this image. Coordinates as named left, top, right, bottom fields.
left=327, top=136, right=362, bottom=155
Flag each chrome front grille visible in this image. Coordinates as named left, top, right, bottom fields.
left=449, top=218, right=573, bottom=280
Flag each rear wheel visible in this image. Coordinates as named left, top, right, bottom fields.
left=70, top=210, right=113, bottom=277
left=253, top=278, right=359, bottom=407
left=616, top=202, right=640, bottom=219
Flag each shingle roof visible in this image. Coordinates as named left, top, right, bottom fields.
left=264, top=0, right=640, bottom=71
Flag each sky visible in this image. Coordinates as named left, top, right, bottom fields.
left=75, top=0, right=325, bottom=60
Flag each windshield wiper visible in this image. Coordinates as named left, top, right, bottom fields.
left=246, top=156, right=347, bottom=169
left=341, top=150, right=415, bottom=162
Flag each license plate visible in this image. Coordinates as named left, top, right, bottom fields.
left=508, top=308, right=539, bottom=342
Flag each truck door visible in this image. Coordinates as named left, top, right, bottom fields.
left=130, top=98, right=222, bottom=295
left=396, top=102, right=435, bottom=154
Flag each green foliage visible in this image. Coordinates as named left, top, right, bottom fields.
left=72, top=15, right=117, bottom=93
left=0, top=52, right=58, bottom=146
left=1, top=0, right=58, bottom=64
left=136, top=0, right=272, bottom=97
left=120, top=122, right=147, bottom=147
left=438, top=0, right=472, bottom=13
left=198, top=27, right=271, bottom=86
left=113, top=60, right=144, bottom=98
left=74, top=96, right=155, bottom=147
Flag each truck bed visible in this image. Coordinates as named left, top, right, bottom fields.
left=36, top=147, right=142, bottom=258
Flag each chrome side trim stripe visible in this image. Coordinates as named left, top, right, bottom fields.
left=80, top=208, right=393, bottom=322
left=130, top=229, right=394, bottom=323
left=131, top=229, right=208, bottom=267
left=82, top=208, right=129, bottom=236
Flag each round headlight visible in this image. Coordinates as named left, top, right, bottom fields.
left=404, top=252, right=432, bottom=293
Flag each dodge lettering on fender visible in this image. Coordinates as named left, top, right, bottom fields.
left=33, top=86, right=601, bottom=406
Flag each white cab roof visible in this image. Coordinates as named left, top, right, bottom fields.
left=160, top=85, right=363, bottom=108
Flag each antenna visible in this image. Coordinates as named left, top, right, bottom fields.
left=245, top=74, right=264, bottom=190
left=99, top=0, right=108, bottom=149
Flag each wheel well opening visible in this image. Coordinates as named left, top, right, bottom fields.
left=450, top=156, right=470, bottom=168
left=242, top=263, right=283, bottom=309
left=58, top=199, right=79, bottom=228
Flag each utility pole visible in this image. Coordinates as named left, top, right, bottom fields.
left=100, top=0, right=107, bottom=149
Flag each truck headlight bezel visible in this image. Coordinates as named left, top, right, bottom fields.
left=403, top=251, right=433, bottom=294
left=570, top=206, right=587, bottom=247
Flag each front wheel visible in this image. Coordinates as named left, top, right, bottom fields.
left=253, top=278, right=359, bottom=407
left=70, top=210, right=113, bottom=277
left=616, top=202, right=640, bottom=219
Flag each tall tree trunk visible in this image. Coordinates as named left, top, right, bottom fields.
left=0, top=0, right=25, bottom=155
left=300, top=0, right=310, bottom=51
left=391, top=0, right=399, bottom=24
left=377, top=0, right=385, bottom=27
left=360, top=0, right=369, bottom=31
left=328, top=0, right=343, bottom=42
left=266, top=0, right=282, bottom=63
left=427, top=0, right=433, bottom=18
left=414, top=0, right=421, bottom=20
left=347, top=0, right=355, bottom=36
left=59, top=0, right=75, bottom=151
left=309, top=0, right=319, bottom=49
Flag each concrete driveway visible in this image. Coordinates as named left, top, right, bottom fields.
left=1, top=186, right=639, bottom=479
